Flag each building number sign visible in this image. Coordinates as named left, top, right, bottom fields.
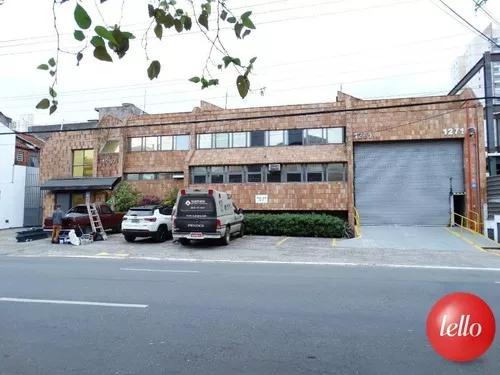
left=443, top=128, right=465, bottom=136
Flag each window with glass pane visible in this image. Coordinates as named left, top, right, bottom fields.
left=210, top=166, right=225, bottom=183
left=144, top=137, right=158, bottom=151
left=287, top=129, right=303, bottom=146
left=160, top=136, right=173, bottom=150
left=327, top=128, right=344, bottom=144
left=215, top=133, right=229, bottom=148
left=305, top=129, right=327, bottom=145
left=327, top=163, right=346, bottom=181
left=228, top=166, right=243, bottom=183
left=129, top=138, right=143, bottom=151
left=175, top=135, right=190, bottom=150
left=268, top=130, right=284, bottom=146
left=158, top=173, right=171, bottom=180
left=286, top=164, right=302, bottom=182
left=100, top=140, right=120, bottom=153
left=126, top=173, right=139, bottom=181
left=250, top=131, right=266, bottom=147
left=197, top=134, right=212, bottom=149
left=192, top=167, right=207, bottom=184
left=142, top=173, right=156, bottom=180
left=232, top=132, right=248, bottom=148
left=72, top=149, right=93, bottom=177
left=267, top=167, right=282, bottom=183
left=247, top=165, right=263, bottom=182
left=307, top=164, right=324, bottom=182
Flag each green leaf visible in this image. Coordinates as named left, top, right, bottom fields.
left=122, top=31, right=136, bottom=39
left=250, top=57, right=257, bottom=64
left=174, top=19, right=183, bottom=32
left=234, top=22, right=243, bottom=39
left=91, top=35, right=105, bottom=47
left=74, top=3, right=92, bottom=30
left=161, top=13, right=175, bottom=28
left=49, top=87, right=57, bottom=98
left=74, top=30, right=85, bottom=41
left=220, top=10, right=227, bottom=20
left=148, top=4, right=155, bottom=18
left=49, top=70, right=56, bottom=77
left=48, top=57, right=56, bottom=67
left=227, top=16, right=236, bottom=23
left=76, top=52, right=83, bottom=65
left=189, top=76, right=200, bottom=83
left=93, top=45, right=112, bottom=62
left=154, top=23, right=163, bottom=39
left=36, top=98, right=50, bottom=109
left=242, top=29, right=251, bottom=39
left=183, top=15, right=192, bottom=30
left=49, top=104, right=57, bottom=115
left=37, top=64, right=49, bottom=70
left=95, top=26, right=117, bottom=44
left=241, top=11, right=255, bottom=29
left=236, top=75, right=250, bottom=98
left=147, top=60, right=161, bottom=80
left=222, top=56, right=241, bottom=68
left=175, top=8, right=183, bottom=16
left=198, top=12, right=209, bottom=30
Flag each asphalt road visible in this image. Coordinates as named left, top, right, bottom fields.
left=0, top=256, right=498, bottom=375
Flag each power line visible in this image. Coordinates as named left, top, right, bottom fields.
left=0, top=96, right=494, bottom=136
left=436, top=0, right=500, bottom=48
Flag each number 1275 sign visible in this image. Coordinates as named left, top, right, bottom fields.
left=443, top=128, right=465, bottom=136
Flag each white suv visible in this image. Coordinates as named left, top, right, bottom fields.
left=122, top=205, right=173, bottom=242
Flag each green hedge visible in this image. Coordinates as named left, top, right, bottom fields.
left=244, top=213, right=347, bottom=238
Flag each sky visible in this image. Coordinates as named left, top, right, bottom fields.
left=0, top=0, right=499, bottom=127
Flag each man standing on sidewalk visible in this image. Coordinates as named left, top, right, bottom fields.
left=51, top=204, right=64, bottom=244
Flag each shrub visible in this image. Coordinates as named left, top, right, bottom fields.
left=163, top=187, right=179, bottom=206
left=244, top=213, right=347, bottom=238
left=139, top=195, right=161, bottom=206
left=113, top=182, right=142, bottom=212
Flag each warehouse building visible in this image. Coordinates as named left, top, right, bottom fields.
left=39, top=90, right=485, bottom=227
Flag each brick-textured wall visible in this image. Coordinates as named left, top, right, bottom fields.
left=40, top=92, right=485, bottom=226
left=190, top=182, right=348, bottom=211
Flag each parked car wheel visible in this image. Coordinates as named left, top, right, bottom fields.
left=179, top=238, right=190, bottom=246
left=220, top=226, right=231, bottom=246
left=154, top=225, right=169, bottom=242
left=239, top=223, right=245, bottom=238
left=124, top=235, right=136, bottom=242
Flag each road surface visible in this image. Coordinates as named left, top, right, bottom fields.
left=0, top=256, right=498, bottom=375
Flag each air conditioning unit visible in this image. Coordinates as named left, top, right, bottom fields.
left=268, top=163, right=281, bottom=172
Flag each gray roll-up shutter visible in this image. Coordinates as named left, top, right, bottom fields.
left=354, top=140, right=464, bottom=225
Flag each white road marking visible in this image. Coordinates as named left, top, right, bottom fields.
left=0, top=297, right=148, bottom=308
left=10, top=254, right=500, bottom=272
left=120, top=268, right=199, bottom=273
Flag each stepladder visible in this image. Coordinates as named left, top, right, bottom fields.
left=85, top=197, right=108, bottom=241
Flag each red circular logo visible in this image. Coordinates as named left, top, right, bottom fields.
left=426, top=292, right=496, bottom=362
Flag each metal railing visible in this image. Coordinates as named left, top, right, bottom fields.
left=353, top=207, right=361, bottom=238
left=452, top=212, right=481, bottom=234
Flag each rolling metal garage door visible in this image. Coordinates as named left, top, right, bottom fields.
left=354, top=140, right=464, bottom=225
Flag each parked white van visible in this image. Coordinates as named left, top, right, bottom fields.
left=172, top=189, right=244, bottom=245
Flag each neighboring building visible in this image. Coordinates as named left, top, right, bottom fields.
left=0, top=122, right=45, bottom=228
left=450, top=24, right=500, bottom=174
left=39, top=92, right=485, bottom=229
left=0, top=111, right=12, bottom=128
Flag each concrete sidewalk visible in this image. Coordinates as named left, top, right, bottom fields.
left=2, top=226, right=500, bottom=269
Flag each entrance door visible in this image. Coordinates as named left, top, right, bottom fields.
left=55, top=192, right=71, bottom=213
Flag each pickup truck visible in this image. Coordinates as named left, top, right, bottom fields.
left=43, top=204, right=124, bottom=235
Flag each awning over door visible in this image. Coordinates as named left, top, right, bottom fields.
left=40, top=177, right=121, bottom=191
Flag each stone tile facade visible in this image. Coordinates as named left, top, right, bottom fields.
left=40, top=90, right=485, bottom=226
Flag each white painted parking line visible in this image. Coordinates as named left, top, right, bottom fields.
left=0, top=297, right=148, bottom=308
left=120, top=268, right=199, bottom=273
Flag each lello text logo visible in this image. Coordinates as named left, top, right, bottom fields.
left=426, top=292, right=496, bottom=362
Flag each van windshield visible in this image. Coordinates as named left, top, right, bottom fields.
left=177, top=196, right=216, bottom=217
